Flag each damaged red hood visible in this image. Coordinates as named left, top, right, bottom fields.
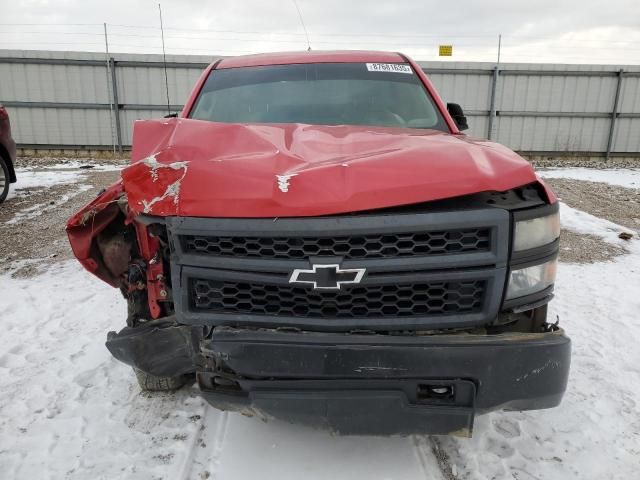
left=123, top=118, right=537, bottom=217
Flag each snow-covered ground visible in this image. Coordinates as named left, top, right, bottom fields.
left=440, top=203, right=640, bottom=479
left=540, top=168, right=640, bottom=189
left=0, top=263, right=447, bottom=479
left=6, top=170, right=86, bottom=201
left=6, top=162, right=123, bottom=201
left=1, top=168, right=639, bottom=479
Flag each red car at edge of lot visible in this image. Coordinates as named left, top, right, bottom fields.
left=0, top=104, right=17, bottom=204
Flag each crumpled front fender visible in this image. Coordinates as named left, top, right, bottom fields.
left=66, top=181, right=125, bottom=286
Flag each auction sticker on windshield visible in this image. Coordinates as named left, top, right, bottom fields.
left=366, top=63, right=413, bottom=74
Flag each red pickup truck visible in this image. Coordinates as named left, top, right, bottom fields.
left=67, top=51, right=569, bottom=436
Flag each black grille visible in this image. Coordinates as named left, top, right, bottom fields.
left=190, top=279, right=486, bottom=318
left=182, top=229, right=490, bottom=260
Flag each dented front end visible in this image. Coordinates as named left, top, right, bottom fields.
left=66, top=118, right=570, bottom=436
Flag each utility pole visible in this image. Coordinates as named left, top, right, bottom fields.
left=158, top=3, right=171, bottom=115
left=103, top=23, right=116, bottom=154
left=488, top=34, right=502, bottom=140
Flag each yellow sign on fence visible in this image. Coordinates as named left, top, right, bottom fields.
left=439, top=45, right=453, bottom=56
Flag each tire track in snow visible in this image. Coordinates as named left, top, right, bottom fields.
left=412, top=435, right=452, bottom=479
left=429, top=437, right=459, bottom=480
left=169, top=400, right=209, bottom=480
left=208, top=410, right=230, bottom=478
left=177, top=405, right=229, bottom=480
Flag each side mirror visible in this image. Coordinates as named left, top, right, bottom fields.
left=446, top=103, right=468, bottom=131
left=164, top=113, right=178, bottom=118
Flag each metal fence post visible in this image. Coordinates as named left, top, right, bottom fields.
left=109, top=57, right=123, bottom=153
left=487, top=66, right=499, bottom=140
left=606, top=68, right=624, bottom=159
left=103, top=23, right=116, bottom=154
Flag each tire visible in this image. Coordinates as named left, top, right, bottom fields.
left=133, top=367, right=190, bottom=391
left=0, top=156, right=9, bottom=204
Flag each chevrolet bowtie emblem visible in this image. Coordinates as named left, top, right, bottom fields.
left=289, top=264, right=366, bottom=290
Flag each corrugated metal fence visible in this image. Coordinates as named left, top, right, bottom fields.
left=1, top=50, right=639, bottom=156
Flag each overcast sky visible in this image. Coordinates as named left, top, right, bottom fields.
left=1, top=0, right=639, bottom=64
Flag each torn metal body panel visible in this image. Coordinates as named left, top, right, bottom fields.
left=66, top=181, right=127, bottom=286
left=66, top=50, right=570, bottom=436
left=122, top=154, right=189, bottom=216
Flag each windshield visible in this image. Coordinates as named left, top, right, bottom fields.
left=189, top=62, right=448, bottom=131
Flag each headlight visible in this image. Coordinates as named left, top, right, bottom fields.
left=513, top=212, right=560, bottom=251
left=506, top=259, right=557, bottom=300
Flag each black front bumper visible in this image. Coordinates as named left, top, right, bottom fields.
left=107, top=321, right=570, bottom=436
left=202, top=326, right=570, bottom=436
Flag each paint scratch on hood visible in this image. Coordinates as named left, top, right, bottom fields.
left=276, top=173, right=297, bottom=193
left=142, top=154, right=189, bottom=182
left=139, top=155, right=189, bottom=213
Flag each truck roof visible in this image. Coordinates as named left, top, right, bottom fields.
left=216, top=50, right=406, bottom=69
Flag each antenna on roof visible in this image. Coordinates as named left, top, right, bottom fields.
left=158, top=3, right=171, bottom=115
left=292, top=0, right=312, bottom=51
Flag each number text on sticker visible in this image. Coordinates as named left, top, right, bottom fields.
left=366, top=63, right=413, bottom=74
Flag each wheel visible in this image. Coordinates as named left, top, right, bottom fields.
left=0, top=156, right=9, bottom=204
left=133, top=367, right=191, bottom=391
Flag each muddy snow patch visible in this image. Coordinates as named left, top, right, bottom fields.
left=3, top=165, right=117, bottom=223
left=557, top=202, right=635, bottom=263
left=5, top=184, right=92, bottom=225
left=560, top=202, right=636, bottom=246
left=541, top=168, right=640, bottom=189
left=7, top=169, right=85, bottom=200
left=559, top=230, right=627, bottom=263
left=35, top=161, right=124, bottom=172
